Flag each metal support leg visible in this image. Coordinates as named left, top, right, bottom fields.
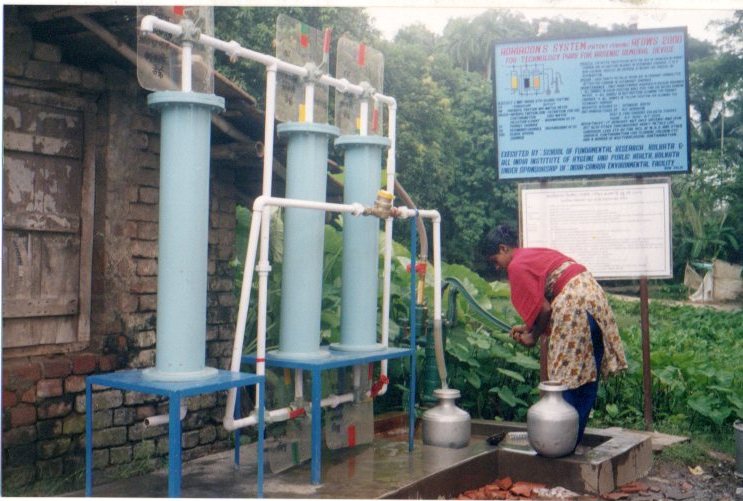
left=85, top=381, right=93, bottom=496
left=257, top=380, right=265, bottom=497
left=234, top=388, right=241, bottom=466
left=311, top=368, right=322, bottom=485
left=168, top=395, right=182, bottom=497
left=408, top=216, right=418, bottom=452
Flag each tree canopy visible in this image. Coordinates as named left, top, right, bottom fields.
left=215, top=7, right=743, bottom=273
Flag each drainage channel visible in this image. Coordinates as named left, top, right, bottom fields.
left=71, top=419, right=651, bottom=498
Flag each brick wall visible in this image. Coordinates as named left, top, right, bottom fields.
left=2, top=14, right=241, bottom=493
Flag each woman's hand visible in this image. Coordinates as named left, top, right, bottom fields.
left=510, top=325, right=537, bottom=347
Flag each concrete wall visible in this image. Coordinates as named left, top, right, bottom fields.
left=2, top=13, right=241, bottom=493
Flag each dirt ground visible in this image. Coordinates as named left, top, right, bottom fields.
left=614, top=451, right=742, bottom=501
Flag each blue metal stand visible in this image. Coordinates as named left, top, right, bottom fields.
left=85, top=369, right=265, bottom=498
left=242, top=346, right=414, bottom=485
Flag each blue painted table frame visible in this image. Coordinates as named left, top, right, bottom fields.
left=85, top=369, right=265, bottom=498
left=242, top=345, right=416, bottom=485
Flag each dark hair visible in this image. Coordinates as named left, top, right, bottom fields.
left=482, top=224, right=519, bottom=258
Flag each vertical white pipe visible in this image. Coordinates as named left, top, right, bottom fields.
left=353, top=365, right=361, bottom=389
left=263, top=65, right=278, bottom=197
left=378, top=102, right=397, bottom=396
left=225, top=207, right=263, bottom=425
left=295, top=369, right=304, bottom=401
left=254, top=208, right=273, bottom=404
left=181, top=43, right=192, bottom=92
left=359, top=100, right=369, bottom=136
left=432, top=216, right=443, bottom=324
left=304, top=82, right=315, bottom=123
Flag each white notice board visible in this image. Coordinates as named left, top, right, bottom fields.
left=519, top=180, right=672, bottom=279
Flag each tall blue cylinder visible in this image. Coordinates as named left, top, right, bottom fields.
left=145, top=91, right=224, bottom=381
left=334, top=135, right=390, bottom=352
left=276, top=122, right=339, bottom=359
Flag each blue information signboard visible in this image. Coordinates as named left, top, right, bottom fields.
left=493, top=28, right=690, bottom=180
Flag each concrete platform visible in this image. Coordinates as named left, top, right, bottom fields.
left=70, top=419, right=652, bottom=498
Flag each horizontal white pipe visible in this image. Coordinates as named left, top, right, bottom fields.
left=255, top=195, right=366, bottom=216
left=319, top=392, right=355, bottom=409
left=144, top=405, right=186, bottom=427
left=139, top=15, right=395, bottom=103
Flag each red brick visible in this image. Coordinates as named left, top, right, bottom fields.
left=137, top=222, right=158, bottom=241
left=98, top=355, right=119, bottom=373
left=64, top=375, right=86, bottom=393
left=3, top=389, right=18, bottom=409
left=20, top=386, right=36, bottom=404
left=37, top=399, right=73, bottom=419
left=37, top=379, right=63, bottom=398
left=41, top=358, right=71, bottom=378
left=135, top=258, right=157, bottom=276
left=71, top=354, right=97, bottom=375
left=139, top=186, right=159, bottom=204
left=131, top=276, right=157, bottom=294
left=3, top=362, right=42, bottom=391
left=9, top=404, right=37, bottom=427
left=138, top=294, right=157, bottom=312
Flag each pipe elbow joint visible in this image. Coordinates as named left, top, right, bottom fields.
left=140, top=15, right=157, bottom=33
left=252, top=195, right=269, bottom=212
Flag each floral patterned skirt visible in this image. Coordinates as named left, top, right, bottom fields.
left=547, top=271, right=628, bottom=389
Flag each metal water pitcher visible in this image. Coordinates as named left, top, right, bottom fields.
left=527, top=381, right=579, bottom=457
left=422, top=388, right=471, bottom=449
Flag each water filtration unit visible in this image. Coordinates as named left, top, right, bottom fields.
left=120, top=8, right=467, bottom=491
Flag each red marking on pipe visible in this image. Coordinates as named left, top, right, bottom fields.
left=370, top=374, right=390, bottom=398
left=255, top=357, right=266, bottom=363
left=348, top=424, right=356, bottom=447
left=372, top=108, right=379, bottom=133
left=289, top=407, right=306, bottom=419
left=323, top=28, right=332, bottom=54
left=405, top=262, right=427, bottom=275
left=357, top=43, right=366, bottom=66
left=172, top=6, right=185, bottom=16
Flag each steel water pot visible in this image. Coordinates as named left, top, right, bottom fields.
left=422, top=388, right=471, bottom=448
left=527, top=381, right=579, bottom=457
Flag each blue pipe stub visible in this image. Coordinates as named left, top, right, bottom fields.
left=144, top=91, right=224, bottom=382
left=333, top=135, right=390, bottom=352
left=276, top=122, right=339, bottom=359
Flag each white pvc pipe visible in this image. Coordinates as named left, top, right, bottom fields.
left=304, top=83, right=315, bottom=123
left=139, top=15, right=395, bottom=105
left=295, top=369, right=304, bottom=401
left=224, top=196, right=369, bottom=431
left=144, top=404, right=187, bottom=427
left=377, top=100, right=397, bottom=397
left=181, top=42, right=192, bottom=92
left=262, top=65, right=278, bottom=197
left=359, top=100, right=369, bottom=136
left=223, top=207, right=263, bottom=431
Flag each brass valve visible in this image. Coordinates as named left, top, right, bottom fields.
left=364, top=190, right=394, bottom=219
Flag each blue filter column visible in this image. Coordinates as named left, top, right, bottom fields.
left=334, top=136, right=390, bottom=351
left=276, top=123, right=339, bottom=359
left=144, top=91, right=224, bottom=381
